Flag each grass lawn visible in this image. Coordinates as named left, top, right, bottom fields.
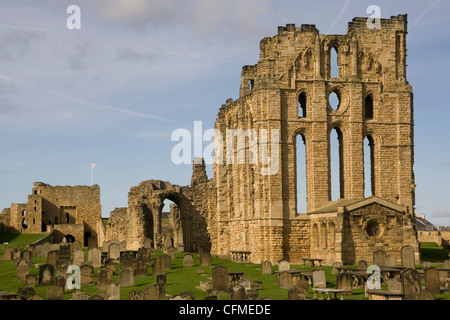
left=1, top=233, right=449, bottom=300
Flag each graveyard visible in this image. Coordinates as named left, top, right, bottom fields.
left=1, top=232, right=450, bottom=301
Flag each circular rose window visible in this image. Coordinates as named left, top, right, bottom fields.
left=365, top=220, right=382, bottom=238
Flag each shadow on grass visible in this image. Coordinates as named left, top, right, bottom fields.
left=0, top=233, right=20, bottom=244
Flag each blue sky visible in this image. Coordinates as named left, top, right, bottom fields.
left=0, top=0, right=449, bottom=226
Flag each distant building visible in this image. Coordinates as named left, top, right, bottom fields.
left=416, top=214, right=435, bottom=231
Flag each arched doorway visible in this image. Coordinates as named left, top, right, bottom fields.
left=63, top=234, right=75, bottom=243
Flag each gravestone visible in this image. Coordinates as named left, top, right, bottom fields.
left=18, top=287, right=35, bottom=300
left=358, top=260, right=368, bottom=270
left=108, top=243, right=121, bottom=261
left=41, top=243, right=51, bottom=258
left=422, top=261, right=431, bottom=269
left=312, top=269, right=326, bottom=288
left=373, top=250, right=386, bottom=267
left=200, top=253, right=212, bottom=266
left=288, top=277, right=308, bottom=300
left=87, top=236, right=98, bottom=251
left=73, top=250, right=84, bottom=266
left=229, top=284, right=246, bottom=300
left=80, top=264, right=95, bottom=286
left=3, top=247, right=13, bottom=260
left=12, top=248, right=23, bottom=264
left=54, top=276, right=67, bottom=291
left=387, top=278, right=402, bottom=293
left=160, top=254, right=171, bottom=270
left=261, top=261, right=272, bottom=275
left=386, top=254, right=397, bottom=267
left=170, top=292, right=194, bottom=300
left=402, top=268, right=421, bottom=300
left=59, top=244, right=71, bottom=259
left=88, top=248, right=102, bottom=268
left=120, top=252, right=135, bottom=270
left=71, top=291, right=91, bottom=300
left=134, top=260, right=148, bottom=276
left=16, top=259, right=29, bottom=282
left=143, top=284, right=160, bottom=300
left=152, top=257, right=165, bottom=275
left=183, top=254, right=194, bottom=267
left=107, top=281, right=120, bottom=300
left=143, top=238, right=152, bottom=249
left=129, top=290, right=144, bottom=300
left=245, top=289, right=259, bottom=300
left=47, top=250, right=59, bottom=266
left=136, top=248, right=153, bottom=264
left=425, top=267, right=440, bottom=295
left=47, top=285, right=64, bottom=300
left=22, top=250, right=32, bottom=268
left=26, top=274, right=37, bottom=287
left=38, top=264, right=54, bottom=286
left=97, top=269, right=110, bottom=291
left=119, top=267, right=134, bottom=287
left=212, top=265, right=229, bottom=292
left=278, top=271, right=293, bottom=289
left=157, top=274, right=166, bottom=297
left=336, top=273, right=352, bottom=291
left=34, top=245, right=43, bottom=258
left=71, top=241, right=82, bottom=252
left=332, top=262, right=343, bottom=275
left=105, top=260, right=117, bottom=276
left=90, top=293, right=107, bottom=300
left=278, top=259, right=290, bottom=271
left=167, top=246, right=177, bottom=258
left=401, top=245, right=415, bottom=269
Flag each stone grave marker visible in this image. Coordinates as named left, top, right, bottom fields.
left=336, top=272, right=352, bottom=291
left=34, top=245, right=43, bottom=258
left=38, top=264, right=54, bottom=286
left=170, top=292, right=194, bottom=300
left=245, top=289, right=259, bottom=300
left=386, top=254, right=397, bottom=267
left=26, top=274, right=37, bottom=287
left=73, top=250, right=84, bottom=266
left=87, top=236, right=98, bottom=250
left=47, top=250, right=59, bottom=266
left=288, top=277, right=308, bottom=300
left=3, top=247, right=13, bottom=260
left=183, top=254, right=194, bottom=267
left=143, top=284, right=160, bottom=300
left=59, top=244, right=71, bottom=259
left=332, top=262, right=342, bottom=275
left=105, top=260, right=117, bottom=276
left=119, top=267, right=134, bottom=287
left=18, top=287, right=35, bottom=300
left=47, top=285, right=64, bottom=300
left=41, top=243, right=52, bottom=258
left=152, top=257, right=165, bottom=275
left=229, top=284, right=246, bottom=300
left=387, top=278, right=402, bottom=293
left=54, top=276, right=67, bottom=291
left=157, top=274, right=166, bottom=297
left=108, top=243, right=121, bottom=261
left=167, top=246, right=177, bottom=258
left=312, top=269, right=326, bottom=288
left=212, top=265, right=229, bottom=292
left=71, top=291, right=91, bottom=300
left=373, top=250, right=386, bottom=267
left=129, top=290, right=144, bottom=300
left=88, top=248, right=102, bottom=268
left=16, top=259, right=29, bottom=282
left=107, top=281, right=120, bottom=300
left=22, top=250, right=32, bottom=268
left=200, top=253, right=212, bottom=266
left=136, top=247, right=153, bottom=264
left=97, top=269, right=110, bottom=291
left=278, top=271, right=293, bottom=289
left=401, top=245, right=415, bottom=269
left=402, top=268, right=421, bottom=300
left=80, top=264, right=95, bottom=286
left=71, top=241, right=82, bottom=252
left=425, top=267, right=440, bottom=295
left=278, top=259, right=290, bottom=271
left=120, top=252, right=135, bottom=270
left=160, top=254, right=171, bottom=270
left=134, top=260, right=148, bottom=277
left=358, top=260, right=368, bottom=270
left=261, top=261, right=272, bottom=275
left=12, top=248, right=23, bottom=264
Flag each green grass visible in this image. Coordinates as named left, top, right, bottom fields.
left=1, top=234, right=450, bottom=300
left=420, top=242, right=450, bottom=262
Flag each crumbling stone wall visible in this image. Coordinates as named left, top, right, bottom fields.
left=106, top=207, right=128, bottom=243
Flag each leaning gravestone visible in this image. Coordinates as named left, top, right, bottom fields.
left=16, top=259, right=29, bottom=282
left=261, top=261, right=272, bottom=275
left=107, top=282, right=120, bottom=300
left=336, top=273, right=352, bottom=291
left=12, top=248, right=23, bottom=264
left=200, top=253, right=212, bottom=266
left=88, top=248, right=102, bottom=268
left=373, top=250, right=386, bottom=267
left=229, top=284, right=246, bottom=300
left=3, top=247, right=13, bottom=260
left=312, top=269, right=326, bottom=288
left=22, top=250, right=32, bottom=268
left=119, top=267, right=134, bottom=287
left=401, top=245, right=415, bottom=269
left=278, top=259, right=290, bottom=271
left=38, top=264, right=54, bottom=286
left=183, top=254, right=194, bottom=267
left=157, top=275, right=166, bottom=297
left=402, top=268, right=421, bottom=300
left=143, top=284, right=160, bottom=300
left=212, top=265, right=229, bottom=292
left=80, top=264, right=95, bottom=286
left=425, top=267, right=440, bottom=295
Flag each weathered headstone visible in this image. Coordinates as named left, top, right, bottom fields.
left=212, top=265, right=229, bottom=292
left=332, top=262, right=343, bottom=275
left=71, top=290, right=91, bottom=300
left=88, top=248, right=102, bottom=268
left=47, top=250, right=59, bottom=266
left=54, top=276, right=67, bottom=291
left=373, top=250, right=386, bottom=267
left=108, top=243, right=121, bottom=261
left=200, top=253, right=212, bottom=266
left=167, top=246, right=176, bottom=258
left=12, top=248, right=23, bottom=264
left=107, top=281, right=120, bottom=300
left=97, top=269, right=110, bottom=291
left=80, top=264, right=95, bottom=286
left=278, top=259, right=290, bottom=271
left=143, top=284, right=160, bottom=300
left=261, top=261, right=272, bottom=275
left=402, top=268, right=421, bottom=300
left=183, top=254, right=194, bottom=267
left=18, top=287, right=35, bottom=300
left=170, top=292, right=194, bottom=300
left=312, top=269, right=326, bottom=288
left=387, top=278, right=402, bottom=293
left=22, top=250, right=32, bottom=268
left=134, top=260, right=148, bottom=276
left=358, top=260, right=368, bottom=270
left=26, top=274, right=37, bottom=287
left=386, top=254, right=397, bottom=267
left=16, top=259, right=29, bottom=282
left=245, top=289, right=259, bottom=300
left=160, top=254, right=171, bottom=270
left=136, top=247, right=152, bottom=264
left=87, top=236, right=98, bottom=250
left=278, top=271, right=293, bottom=289
left=2, top=247, right=13, bottom=260
left=336, top=273, right=352, bottom=291
left=34, top=245, right=43, bottom=258
left=120, top=252, right=135, bottom=270
left=229, top=284, right=246, bottom=300
left=73, top=250, right=84, bottom=266
left=71, top=241, right=82, bottom=252
left=47, top=285, right=64, bottom=300
left=288, top=277, right=308, bottom=300
left=425, top=267, right=440, bottom=295
left=105, top=260, right=117, bottom=276
left=401, top=245, right=415, bottom=269
left=59, top=244, right=71, bottom=259
left=157, top=274, right=166, bottom=297
left=152, top=257, right=165, bottom=275
left=119, top=267, right=134, bottom=287
left=129, top=290, right=144, bottom=300
left=38, top=264, right=54, bottom=286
